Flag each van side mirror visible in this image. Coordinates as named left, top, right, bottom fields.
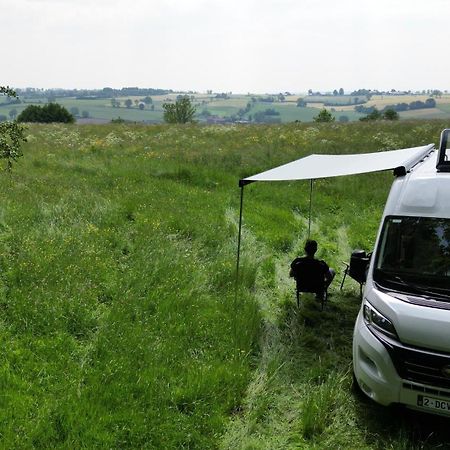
left=437, top=129, right=450, bottom=172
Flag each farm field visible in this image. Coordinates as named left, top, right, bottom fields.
left=1, top=120, right=450, bottom=448
left=2, top=93, right=450, bottom=124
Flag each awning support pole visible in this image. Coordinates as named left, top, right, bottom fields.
left=234, top=184, right=245, bottom=349
left=308, top=179, right=314, bottom=238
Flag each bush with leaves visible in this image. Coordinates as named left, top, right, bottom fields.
left=17, top=103, right=74, bottom=123
left=313, top=108, right=335, bottom=122
left=163, top=96, right=196, bottom=124
left=359, top=108, right=382, bottom=121
left=0, top=86, right=26, bottom=173
left=383, top=109, right=399, bottom=121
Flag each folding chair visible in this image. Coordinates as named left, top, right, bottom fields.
left=340, top=250, right=371, bottom=299
left=292, top=259, right=329, bottom=311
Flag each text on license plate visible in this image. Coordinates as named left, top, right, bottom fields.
left=417, top=395, right=450, bottom=412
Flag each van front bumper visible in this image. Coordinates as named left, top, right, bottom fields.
left=353, top=312, right=450, bottom=415
left=353, top=312, right=401, bottom=405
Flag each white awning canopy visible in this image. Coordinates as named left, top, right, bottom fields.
left=240, top=144, right=435, bottom=185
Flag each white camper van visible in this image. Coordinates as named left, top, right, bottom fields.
left=353, top=129, right=450, bottom=416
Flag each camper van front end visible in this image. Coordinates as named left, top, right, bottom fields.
left=353, top=131, right=450, bottom=416
left=354, top=285, right=450, bottom=415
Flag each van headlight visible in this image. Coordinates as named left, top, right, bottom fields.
left=363, top=300, right=398, bottom=339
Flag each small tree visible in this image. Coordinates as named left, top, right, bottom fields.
left=0, top=86, right=26, bottom=174
left=383, top=109, right=399, bottom=120
left=125, top=99, right=133, bottom=108
left=360, top=108, right=382, bottom=121
left=70, top=107, right=80, bottom=117
left=296, top=98, right=307, bottom=107
left=162, top=96, right=196, bottom=124
left=313, top=108, right=335, bottom=122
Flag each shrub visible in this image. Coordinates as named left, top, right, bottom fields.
left=313, top=109, right=335, bottom=123
left=17, top=103, right=74, bottom=123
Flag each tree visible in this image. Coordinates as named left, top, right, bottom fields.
left=70, top=107, right=80, bottom=117
left=9, top=109, right=17, bottom=120
left=296, top=98, right=307, bottom=107
left=359, top=108, right=382, bottom=121
left=0, top=86, right=16, bottom=97
left=17, top=103, right=75, bottom=123
left=313, top=108, right=335, bottom=122
left=138, top=102, right=145, bottom=110
left=81, top=110, right=89, bottom=118
left=162, top=96, right=196, bottom=124
left=339, top=88, right=344, bottom=95
left=383, top=109, right=399, bottom=120
left=333, top=89, right=338, bottom=96
left=125, top=99, right=133, bottom=108
left=142, top=96, right=153, bottom=105
left=0, top=86, right=26, bottom=173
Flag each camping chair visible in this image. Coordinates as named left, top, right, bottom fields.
left=291, top=259, right=329, bottom=311
left=340, top=250, right=371, bottom=299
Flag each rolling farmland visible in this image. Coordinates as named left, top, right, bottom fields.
left=2, top=92, right=450, bottom=124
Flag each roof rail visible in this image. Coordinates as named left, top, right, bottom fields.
left=437, top=129, right=450, bottom=172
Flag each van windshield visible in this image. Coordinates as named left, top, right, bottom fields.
left=374, top=216, right=450, bottom=298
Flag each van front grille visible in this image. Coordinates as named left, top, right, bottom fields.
left=398, top=350, right=450, bottom=389
left=373, top=329, right=450, bottom=390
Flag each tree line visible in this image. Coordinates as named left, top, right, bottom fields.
left=355, top=98, right=436, bottom=114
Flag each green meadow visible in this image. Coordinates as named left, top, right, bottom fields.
left=1, top=121, right=450, bottom=448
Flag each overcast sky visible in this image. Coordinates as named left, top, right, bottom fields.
left=2, top=0, right=449, bottom=93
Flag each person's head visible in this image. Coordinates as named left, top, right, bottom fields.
left=304, top=239, right=318, bottom=257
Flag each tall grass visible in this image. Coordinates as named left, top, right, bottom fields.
left=0, top=121, right=448, bottom=448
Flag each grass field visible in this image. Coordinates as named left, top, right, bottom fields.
left=1, top=120, right=450, bottom=448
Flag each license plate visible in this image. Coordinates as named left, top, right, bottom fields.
left=417, top=395, right=450, bottom=413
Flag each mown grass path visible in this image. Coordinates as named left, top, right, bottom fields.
left=221, top=216, right=450, bottom=448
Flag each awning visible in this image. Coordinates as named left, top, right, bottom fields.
left=234, top=142, right=437, bottom=305
left=240, top=144, right=435, bottom=185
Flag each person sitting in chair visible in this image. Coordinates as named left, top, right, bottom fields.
left=290, top=239, right=335, bottom=301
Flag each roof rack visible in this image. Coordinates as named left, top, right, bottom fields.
left=436, top=129, right=450, bottom=172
